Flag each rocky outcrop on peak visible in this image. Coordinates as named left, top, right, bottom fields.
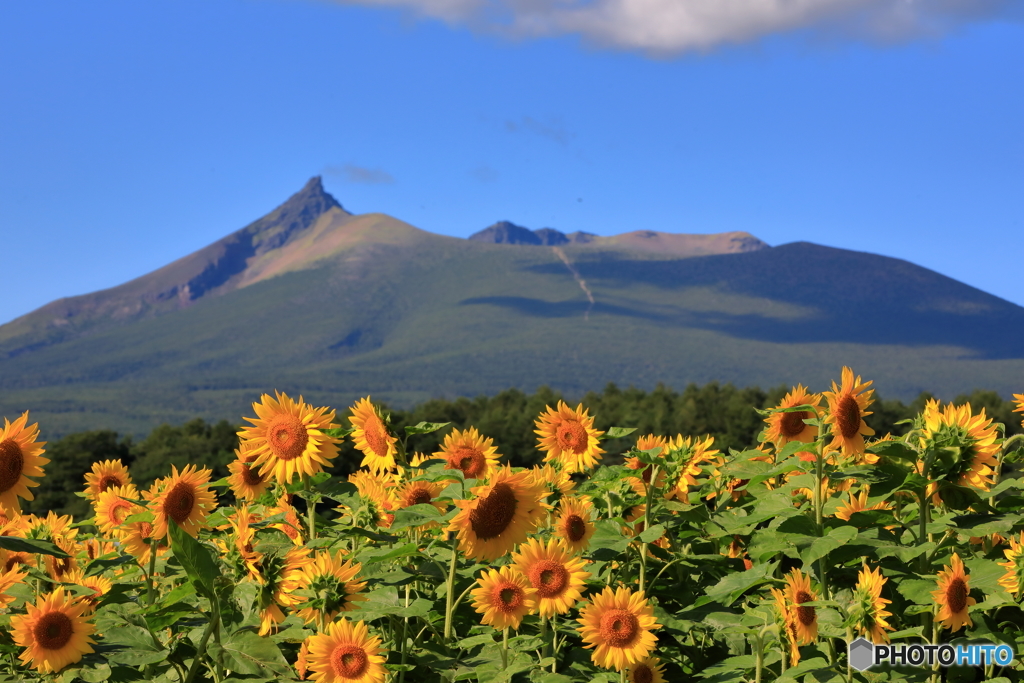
left=468, top=221, right=543, bottom=245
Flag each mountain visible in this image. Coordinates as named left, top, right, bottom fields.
left=2, top=177, right=1022, bottom=437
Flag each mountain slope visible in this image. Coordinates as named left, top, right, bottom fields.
left=1, top=178, right=1022, bottom=437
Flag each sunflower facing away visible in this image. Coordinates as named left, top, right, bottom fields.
left=851, top=565, right=893, bottom=643
left=783, top=569, right=818, bottom=645
left=765, top=385, right=821, bottom=446
left=511, top=537, right=591, bottom=618
left=240, top=391, right=340, bottom=485
left=822, top=367, right=875, bottom=456
left=0, top=412, right=49, bottom=514
left=11, top=587, right=96, bottom=673
left=666, top=434, right=721, bottom=502
left=933, top=553, right=977, bottom=632
left=535, top=401, right=605, bottom=473
left=295, top=550, right=368, bottom=630
left=148, top=465, right=217, bottom=539
left=628, top=657, right=666, bottom=683
left=554, top=495, right=597, bottom=554
left=769, top=587, right=800, bottom=667
left=448, top=466, right=547, bottom=561
left=577, top=586, right=661, bottom=671
left=435, top=426, right=501, bottom=480
left=258, top=546, right=314, bottom=636
left=349, top=397, right=398, bottom=474
left=923, top=402, right=1000, bottom=491
left=305, top=618, right=386, bottom=683
left=470, top=566, right=537, bottom=630
left=1013, top=393, right=1024, bottom=428
left=82, top=459, right=132, bottom=503
left=999, top=531, right=1024, bottom=595
left=530, top=463, right=575, bottom=497
left=625, top=435, right=669, bottom=498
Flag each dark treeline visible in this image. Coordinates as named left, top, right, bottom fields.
left=26, top=383, right=1023, bottom=519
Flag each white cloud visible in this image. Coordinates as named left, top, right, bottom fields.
left=326, top=0, right=1020, bottom=53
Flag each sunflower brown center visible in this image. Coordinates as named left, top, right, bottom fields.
left=33, top=611, right=73, bottom=650
left=330, top=644, right=368, bottom=679
left=0, top=439, right=25, bottom=494
left=780, top=411, right=809, bottom=439
left=529, top=560, right=569, bottom=598
left=138, top=522, right=153, bottom=538
left=599, top=608, right=640, bottom=648
left=795, top=590, right=816, bottom=626
left=164, top=481, right=197, bottom=524
left=240, top=464, right=263, bottom=487
left=98, top=475, right=123, bottom=493
left=493, top=584, right=524, bottom=612
left=633, top=663, right=655, bottom=683
left=566, top=514, right=587, bottom=542
left=52, top=556, right=73, bottom=578
left=110, top=500, right=132, bottom=525
left=946, top=577, right=969, bottom=614
left=835, top=395, right=862, bottom=439
left=469, top=483, right=518, bottom=540
left=363, top=417, right=389, bottom=458
left=4, top=555, right=27, bottom=572
left=556, top=421, right=588, bottom=455
left=409, top=488, right=433, bottom=506
left=451, top=446, right=486, bottom=478
left=267, top=415, right=308, bottom=461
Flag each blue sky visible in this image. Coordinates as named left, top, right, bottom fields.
left=1, top=0, right=1021, bottom=326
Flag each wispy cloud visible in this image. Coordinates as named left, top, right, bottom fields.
left=325, top=0, right=1020, bottom=54
left=505, top=116, right=570, bottom=145
left=325, top=164, right=396, bottom=184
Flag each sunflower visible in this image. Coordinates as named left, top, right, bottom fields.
left=923, top=402, right=1000, bottom=491
left=765, top=385, right=821, bottom=446
left=0, top=412, right=48, bottom=514
left=835, top=488, right=891, bottom=522
left=628, top=657, right=666, bottom=683
left=258, top=546, right=314, bottom=636
left=530, top=463, right=575, bottom=496
left=0, top=548, right=35, bottom=573
left=783, top=569, right=817, bottom=644
left=511, top=537, right=590, bottom=617
left=1014, top=393, right=1024, bottom=427
left=80, top=538, right=118, bottom=563
left=62, top=569, right=112, bottom=614
left=435, top=426, right=501, bottom=480
left=554, top=496, right=596, bottom=554
left=227, top=506, right=262, bottom=581
left=348, top=471, right=398, bottom=529
left=121, top=518, right=161, bottom=564
left=93, top=484, right=141, bottom=539
left=470, top=566, right=537, bottom=630
left=81, top=459, right=132, bottom=504
left=393, top=479, right=447, bottom=528
left=625, top=435, right=669, bottom=498
left=227, top=441, right=271, bottom=500
left=295, top=550, right=368, bottom=630
left=305, top=618, right=386, bottom=683
left=0, top=565, right=26, bottom=609
left=149, top=465, right=216, bottom=539
left=268, top=493, right=307, bottom=544
left=822, top=367, right=875, bottom=456
left=240, top=391, right=340, bottom=485
left=448, top=466, right=548, bottom=561
left=10, top=587, right=95, bottom=673
left=19, top=510, right=78, bottom=545
left=769, top=587, right=800, bottom=667
left=850, top=565, right=893, bottom=643
left=577, top=586, right=661, bottom=671
left=535, top=401, right=605, bottom=473
left=666, top=435, right=721, bottom=502
left=44, top=539, right=78, bottom=582
left=999, top=532, right=1024, bottom=595
left=296, top=641, right=310, bottom=681
left=932, top=553, right=976, bottom=632
left=349, top=397, right=398, bottom=474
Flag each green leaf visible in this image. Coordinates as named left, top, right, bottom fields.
left=704, top=562, right=776, bottom=606
left=362, top=542, right=422, bottom=564
left=800, top=526, right=858, bottom=567
left=210, top=629, right=291, bottom=677
left=588, top=519, right=631, bottom=559
left=405, top=421, right=451, bottom=435
left=0, top=535, right=70, bottom=558
left=167, top=519, right=220, bottom=600
left=602, top=426, right=637, bottom=440
left=390, top=504, right=444, bottom=531
left=324, top=426, right=355, bottom=439
left=949, top=512, right=1019, bottom=537
left=123, top=511, right=154, bottom=525
left=638, top=523, right=666, bottom=544
left=867, top=439, right=919, bottom=461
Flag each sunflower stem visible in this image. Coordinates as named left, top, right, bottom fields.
left=638, top=464, right=657, bottom=596
left=183, top=602, right=219, bottom=683
left=501, top=627, right=509, bottom=669
left=845, top=626, right=854, bottom=683
left=399, top=583, right=410, bottom=683
left=146, top=539, right=157, bottom=606
left=443, top=545, right=458, bottom=642
left=304, top=477, right=316, bottom=540
left=754, top=632, right=764, bottom=683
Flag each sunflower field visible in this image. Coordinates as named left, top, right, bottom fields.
left=1, top=371, right=1024, bottom=683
